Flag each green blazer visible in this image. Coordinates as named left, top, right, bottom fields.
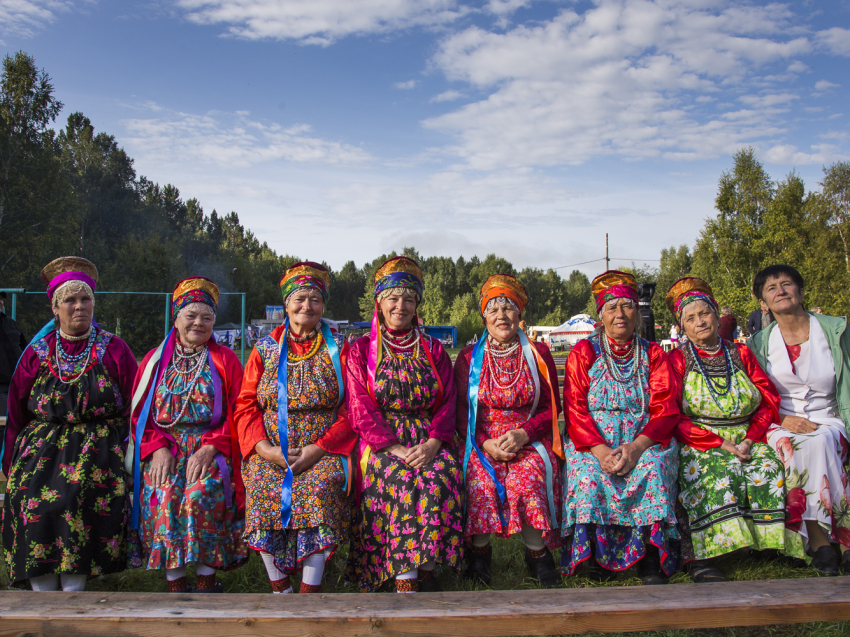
left=750, top=313, right=850, bottom=436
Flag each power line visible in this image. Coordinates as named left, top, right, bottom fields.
left=611, top=257, right=662, bottom=262
left=554, top=256, right=662, bottom=270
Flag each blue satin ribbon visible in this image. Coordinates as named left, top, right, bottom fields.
left=276, top=317, right=295, bottom=529
left=318, top=320, right=349, bottom=494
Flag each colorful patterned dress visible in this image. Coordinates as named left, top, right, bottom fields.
left=1, top=328, right=137, bottom=583
left=560, top=335, right=680, bottom=576
left=454, top=340, right=562, bottom=548
left=235, top=326, right=355, bottom=574
left=131, top=341, right=248, bottom=571
left=345, top=333, right=464, bottom=591
left=671, top=342, right=804, bottom=562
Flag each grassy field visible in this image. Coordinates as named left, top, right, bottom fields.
left=1, top=534, right=847, bottom=636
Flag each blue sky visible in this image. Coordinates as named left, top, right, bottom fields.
left=2, top=0, right=849, bottom=277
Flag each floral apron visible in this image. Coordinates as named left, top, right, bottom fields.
left=346, top=345, right=464, bottom=592
left=1, top=330, right=127, bottom=583
left=561, top=336, right=679, bottom=576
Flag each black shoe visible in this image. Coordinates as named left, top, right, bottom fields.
left=638, top=548, right=668, bottom=586
left=582, top=561, right=618, bottom=582
left=192, top=582, right=223, bottom=593
left=418, top=577, right=441, bottom=593
left=525, top=548, right=560, bottom=588
left=688, top=560, right=728, bottom=583
left=811, top=545, right=840, bottom=576
left=465, top=545, right=492, bottom=585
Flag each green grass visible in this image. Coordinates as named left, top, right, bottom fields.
left=1, top=535, right=847, bottom=636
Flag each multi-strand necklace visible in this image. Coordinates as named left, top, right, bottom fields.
left=485, top=336, right=524, bottom=390
left=381, top=326, right=420, bottom=357
left=287, top=330, right=324, bottom=397
left=156, top=342, right=208, bottom=429
left=600, top=334, right=646, bottom=415
left=690, top=340, right=740, bottom=414
left=55, top=327, right=97, bottom=384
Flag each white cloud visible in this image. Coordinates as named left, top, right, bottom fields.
left=763, top=143, right=849, bottom=166
left=786, top=60, right=808, bottom=73
left=430, top=89, right=465, bottom=102
left=122, top=105, right=372, bottom=169
left=394, top=79, right=418, bottom=90
left=0, top=0, right=69, bottom=39
left=423, top=0, right=815, bottom=170
left=175, top=0, right=465, bottom=44
left=816, top=27, right=850, bottom=56
left=815, top=80, right=839, bottom=91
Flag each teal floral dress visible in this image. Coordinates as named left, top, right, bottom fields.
left=1, top=328, right=136, bottom=584
left=671, top=342, right=805, bottom=562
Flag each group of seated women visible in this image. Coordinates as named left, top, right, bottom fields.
left=2, top=256, right=848, bottom=594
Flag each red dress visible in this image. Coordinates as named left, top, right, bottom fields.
left=455, top=341, right=562, bottom=548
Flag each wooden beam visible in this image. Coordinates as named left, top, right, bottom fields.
left=0, top=578, right=847, bottom=637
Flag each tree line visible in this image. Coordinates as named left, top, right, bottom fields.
left=2, top=51, right=848, bottom=354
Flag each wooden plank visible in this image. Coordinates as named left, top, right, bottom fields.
left=0, top=578, right=847, bottom=637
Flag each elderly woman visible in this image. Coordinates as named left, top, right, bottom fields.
left=1, top=257, right=137, bottom=591
left=750, top=265, right=850, bottom=576
left=665, top=277, right=804, bottom=583
left=454, top=274, right=562, bottom=587
left=235, top=262, right=355, bottom=594
left=129, top=277, right=247, bottom=593
left=560, top=271, right=680, bottom=585
left=346, top=256, right=463, bottom=593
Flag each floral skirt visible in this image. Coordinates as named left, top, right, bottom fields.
left=767, top=421, right=850, bottom=548
left=1, top=419, right=127, bottom=583
left=244, top=449, right=350, bottom=571
left=346, top=417, right=464, bottom=592
left=560, top=437, right=680, bottom=576
left=678, top=423, right=804, bottom=562
left=465, top=445, right=561, bottom=549
left=131, top=424, right=248, bottom=571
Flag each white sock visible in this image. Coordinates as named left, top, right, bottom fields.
left=420, top=560, right=435, bottom=572
left=30, top=574, right=59, bottom=591
left=473, top=534, right=491, bottom=548
left=301, top=552, right=326, bottom=587
left=60, top=574, right=87, bottom=592
left=520, top=525, right=545, bottom=551
left=196, top=563, right=216, bottom=577
left=260, top=551, right=292, bottom=594
left=166, top=566, right=187, bottom=582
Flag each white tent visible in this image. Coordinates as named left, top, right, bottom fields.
left=549, top=314, right=597, bottom=347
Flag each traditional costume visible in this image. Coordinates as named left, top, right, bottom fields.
left=454, top=274, right=562, bottom=586
left=128, top=277, right=247, bottom=592
left=345, top=256, right=463, bottom=593
left=560, top=271, right=680, bottom=579
left=665, top=278, right=803, bottom=567
left=235, top=262, right=355, bottom=594
left=1, top=258, right=137, bottom=590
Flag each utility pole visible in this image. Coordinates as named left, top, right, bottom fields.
left=605, top=233, right=610, bottom=271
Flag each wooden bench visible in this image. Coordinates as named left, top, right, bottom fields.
left=0, top=578, right=846, bottom=636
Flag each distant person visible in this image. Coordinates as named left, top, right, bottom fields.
left=717, top=306, right=737, bottom=342
left=454, top=275, right=562, bottom=588
left=747, top=305, right=774, bottom=336
left=669, top=324, right=679, bottom=343
left=0, top=291, right=26, bottom=415
left=811, top=307, right=824, bottom=315
left=750, top=265, right=850, bottom=576
left=130, top=277, right=247, bottom=593
left=2, top=257, right=137, bottom=592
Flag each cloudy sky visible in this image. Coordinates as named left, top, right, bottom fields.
left=2, top=0, right=848, bottom=275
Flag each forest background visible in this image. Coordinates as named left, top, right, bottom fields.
left=3, top=51, right=850, bottom=357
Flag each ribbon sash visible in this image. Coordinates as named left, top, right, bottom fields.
left=318, top=319, right=350, bottom=494
left=276, top=317, right=295, bottom=529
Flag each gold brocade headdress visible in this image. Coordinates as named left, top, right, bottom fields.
left=664, top=277, right=718, bottom=324
left=479, top=274, right=528, bottom=316
left=41, top=257, right=99, bottom=303
left=171, top=276, right=219, bottom=321
left=280, top=261, right=330, bottom=304
left=591, top=270, right=639, bottom=314
left=373, top=256, right=424, bottom=299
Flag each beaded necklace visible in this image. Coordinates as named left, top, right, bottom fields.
left=485, top=336, right=524, bottom=390
left=600, top=334, right=646, bottom=416
left=155, top=343, right=209, bottom=429
left=54, top=329, right=97, bottom=384
left=59, top=327, right=92, bottom=342
left=689, top=340, right=740, bottom=414
left=287, top=331, right=324, bottom=397
left=381, top=326, right=420, bottom=358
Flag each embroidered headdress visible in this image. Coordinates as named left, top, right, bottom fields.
left=171, top=276, right=219, bottom=322
left=479, top=274, right=528, bottom=316
left=665, top=277, right=718, bottom=325
left=280, top=261, right=330, bottom=306
left=41, top=256, right=98, bottom=306
left=373, top=256, right=424, bottom=302
left=591, top=270, right=639, bottom=315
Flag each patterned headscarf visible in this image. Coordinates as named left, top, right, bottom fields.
left=665, top=277, right=718, bottom=325
left=41, top=257, right=98, bottom=306
left=591, top=270, right=639, bottom=315
left=479, top=274, right=528, bottom=316
left=373, top=256, right=424, bottom=302
left=172, top=276, right=219, bottom=322
left=280, top=261, right=330, bottom=306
